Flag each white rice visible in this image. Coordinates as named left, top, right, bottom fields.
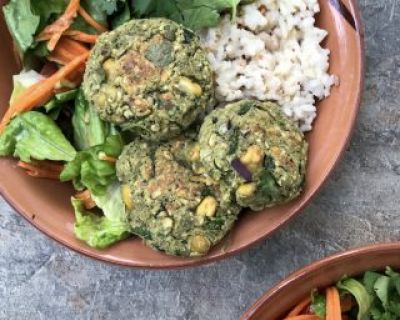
left=201, top=0, right=337, bottom=131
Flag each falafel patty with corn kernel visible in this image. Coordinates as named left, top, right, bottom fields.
left=199, top=100, right=308, bottom=211
left=83, top=18, right=215, bottom=141
left=116, top=135, right=240, bottom=257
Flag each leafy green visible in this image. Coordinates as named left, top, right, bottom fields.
left=10, top=70, right=45, bottom=104
left=31, top=0, right=68, bottom=31
left=111, top=2, right=132, bottom=29
left=337, top=278, right=373, bottom=320
left=72, top=184, right=130, bottom=249
left=133, top=0, right=243, bottom=31
left=60, top=135, right=124, bottom=196
left=44, top=89, right=78, bottom=113
left=2, top=0, right=40, bottom=55
left=72, top=90, right=111, bottom=151
left=310, top=293, right=326, bottom=319
left=0, top=111, right=76, bottom=162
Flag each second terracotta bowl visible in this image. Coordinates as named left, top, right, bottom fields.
left=242, top=243, right=400, bottom=320
left=0, top=0, right=364, bottom=268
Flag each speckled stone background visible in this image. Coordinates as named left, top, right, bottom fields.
left=1, top=1, right=399, bottom=319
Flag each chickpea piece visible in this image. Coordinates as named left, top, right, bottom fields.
left=190, top=144, right=201, bottom=161
left=178, top=77, right=203, bottom=96
left=190, top=235, right=211, bottom=255
left=121, top=184, right=133, bottom=209
left=161, top=69, right=172, bottom=82
left=161, top=217, right=174, bottom=230
left=103, top=59, right=117, bottom=79
left=241, top=145, right=264, bottom=166
left=196, top=196, right=218, bottom=217
left=236, top=183, right=257, bottom=198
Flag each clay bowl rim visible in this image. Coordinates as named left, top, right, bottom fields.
left=241, top=242, right=400, bottom=320
left=0, top=0, right=365, bottom=269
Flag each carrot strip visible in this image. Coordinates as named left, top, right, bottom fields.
left=326, top=287, right=342, bottom=320
left=64, top=30, right=98, bottom=44
left=17, top=161, right=63, bottom=180
left=75, top=189, right=96, bottom=210
left=99, top=154, right=117, bottom=163
left=0, top=52, right=89, bottom=133
left=286, top=297, right=312, bottom=317
left=57, top=37, right=89, bottom=55
left=36, top=0, right=81, bottom=51
left=78, top=6, right=108, bottom=33
left=285, top=316, right=321, bottom=320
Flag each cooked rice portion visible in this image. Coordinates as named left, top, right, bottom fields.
left=201, top=0, right=337, bottom=131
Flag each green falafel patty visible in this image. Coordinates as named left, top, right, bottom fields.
left=116, top=136, right=240, bottom=257
left=83, top=18, right=215, bottom=141
left=199, top=100, right=308, bottom=211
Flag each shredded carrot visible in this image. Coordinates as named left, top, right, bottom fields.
left=64, top=30, right=98, bottom=44
left=285, top=316, right=321, bottom=320
left=0, top=52, right=89, bottom=133
left=326, top=287, right=342, bottom=320
left=36, top=0, right=81, bottom=51
left=286, top=297, right=312, bottom=317
left=78, top=6, right=108, bottom=33
left=75, top=189, right=96, bottom=210
left=99, top=154, right=117, bottom=163
left=17, top=161, right=64, bottom=180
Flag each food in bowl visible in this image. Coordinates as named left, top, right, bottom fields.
left=283, top=267, right=400, bottom=320
left=83, top=18, right=215, bottom=141
left=201, top=0, right=337, bottom=131
left=199, top=100, right=308, bottom=211
left=116, top=135, right=240, bottom=256
left=0, top=0, right=336, bottom=256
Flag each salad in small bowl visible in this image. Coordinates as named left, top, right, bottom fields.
left=241, top=243, right=400, bottom=320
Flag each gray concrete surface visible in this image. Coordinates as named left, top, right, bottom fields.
left=1, top=1, right=399, bottom=319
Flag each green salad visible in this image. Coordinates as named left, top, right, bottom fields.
left=0, top=0, right=248, bottom=250
left=285, top=267, right=400, bottom=320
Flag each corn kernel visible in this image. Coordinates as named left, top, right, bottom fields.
left=196, top=196, right=218, bottom=217
left=121, top=184, right=133, bottom=209
left=190, top=235, right=211, bottom=254
left=236, top=183, right=257, bottom=198
left=178, top=77, right=203, bottom=96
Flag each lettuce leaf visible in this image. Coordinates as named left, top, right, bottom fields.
left=72, top=183, right=130, bottom=249
left=337, top=278, right=373, bottom=320
left=72, top=90, right=111, bottom=150
left=60, top=135, right=124, bottom=196
left=133, top=0, right=243, bottom=30
left=0, top=111, right=76, bottom=162
left=2, top=0, right=40, bottom=54
left=10, top=70, right=45, bottom=104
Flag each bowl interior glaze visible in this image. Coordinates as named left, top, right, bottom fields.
left=0, top=0, right=364, bottom=268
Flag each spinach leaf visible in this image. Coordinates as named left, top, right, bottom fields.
left=60, top=135, right=124, bottom=196
left=133, top=0, right=244, bottom=31
left=0, top=111, right=76, bottom=162
left=310, top=293, right=326, bottom=319
left=72, top=89, right=111, bottom=151
left=2, top=0, right=40, bottom=55
left=110, top=2, right=132, bottom=29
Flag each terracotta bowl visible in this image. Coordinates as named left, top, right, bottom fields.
left=0, top=0, right=364, bottom=268
left=241, top=243, right=400, bottom=320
